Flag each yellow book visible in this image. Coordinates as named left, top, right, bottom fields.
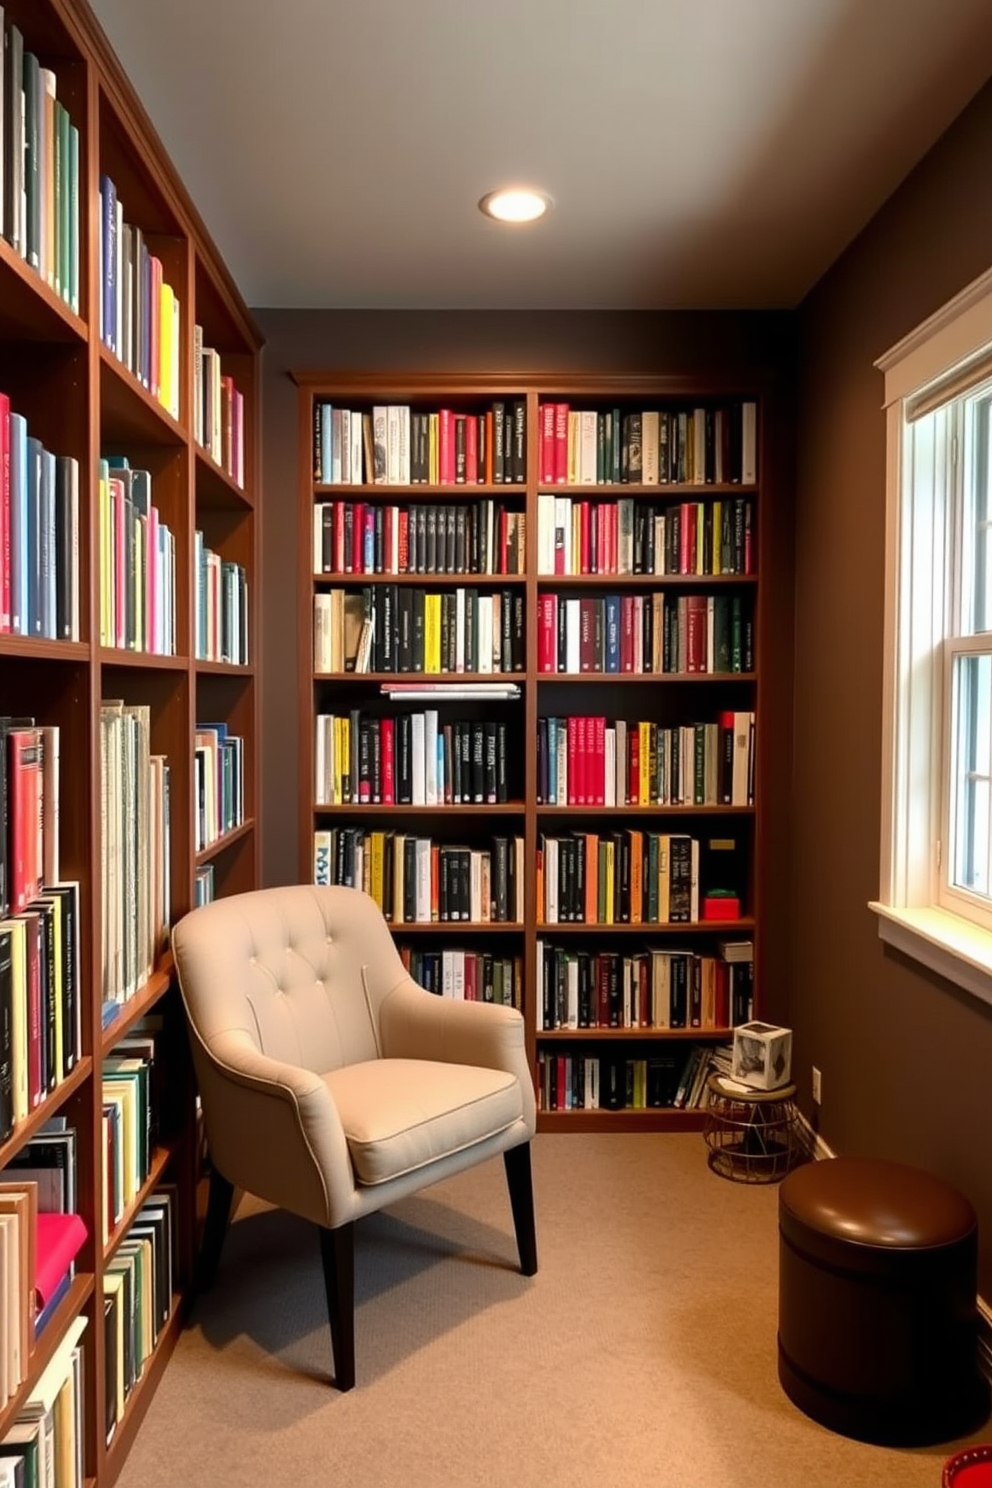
left=638, top=721, right=651, bottom=805
left=424, top=593, right=442, bottom=673
left=657, top=833, right=671, bottom=923
left=603, top=838, right=615, bottom=925
left=370, top=831, right=385, bottom=912
left=696, top=502, right=706, bottom=575
left=0, top=918, right=28, bottom=1122
left=628, top=830, right=644, bottom=924
left=712, top=499, right=723, bottom=574
left=392, top=833, right=406, bottom=922
left=428, top=414, right=438, bottom=484
left=158, top=279, right=174, bottom=415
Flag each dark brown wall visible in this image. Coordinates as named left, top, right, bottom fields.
left=795, top=77, right=992, bottom=1290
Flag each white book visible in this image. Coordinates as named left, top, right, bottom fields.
left=554, top=495, right=572, bottom=573
left=565, top=598, right=581, bottom=674
left=414, top=838, right=431, bottom=922
left=741, top=401, right=757, bottom=483
left=642, top=411, right=659, bottom=485
left=470, top=851, right=483, bottom=923
left=441, top=949, right=455, bottom=998
left=556, top=722, right=568, bottom=807
left=585, top=1057, right=599, bottom=1110
left=410, top=713, right=426, bottom=805
left=452, top=949, right=465, bottom=1001
left=424, top=710, right=438, bottom=806
left=537, top=494, right=556, bottom=574
left=477, top=597, right=493, bottom=674
left=566, top=957, right=579, bottom=1028
left=579, top=411, right=597, bottom=485
left=545, top=838, right=558, bottom=924
left=350, top=409, right=364, bottom=487
left=386, top=405, right=402, bottom=485
left=313, top=830, right=332, bottom=887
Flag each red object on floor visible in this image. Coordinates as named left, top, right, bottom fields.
left=943, top=1446, right=992, bottom=1486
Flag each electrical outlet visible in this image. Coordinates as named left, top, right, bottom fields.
left=812, top=1066, right=822, bottom=1105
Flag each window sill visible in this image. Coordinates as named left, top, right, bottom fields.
left=869, top=902, right=992, bottom=1008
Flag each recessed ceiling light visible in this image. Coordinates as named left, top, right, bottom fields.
left=479, top=188, right=552, bottom=224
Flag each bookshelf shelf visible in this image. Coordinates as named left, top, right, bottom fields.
left=0, top=0, right=262, bottom=1480
left=296, top=374, right=768, bottom=1131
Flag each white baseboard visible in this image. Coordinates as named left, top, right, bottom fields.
left=792, top=1111, right=992, bottom=1379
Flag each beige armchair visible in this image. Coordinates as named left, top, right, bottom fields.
left=170, top=884, right=537, bottom=1390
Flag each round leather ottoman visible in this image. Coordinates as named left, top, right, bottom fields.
left=778, top=1157, right=990, bottom=1446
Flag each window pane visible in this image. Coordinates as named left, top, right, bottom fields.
left=960, top=391, right=992, bottom=636
left=951, top=651, right=992, bottom=898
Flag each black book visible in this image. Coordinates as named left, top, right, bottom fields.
left=444, top=506, right=456, bottom=573
left=454, top=507, right=467, bottom=574
left=54, top=456, right=78, bottom=638
left=425, top=507, right=437, bottom=573
left=512, top=399, right=526, bottom=483
left=402, top=837, right=417, bottom=922
left=411, top=589, right=425, bottom=671
left=471, top=724, right=485, bottom=803
left=492, top=401, right=506, bottom=483
left=484, top=722, right=498, bottom=804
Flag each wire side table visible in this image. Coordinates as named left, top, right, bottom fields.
left=704, top=1074, right=800, bottom=1183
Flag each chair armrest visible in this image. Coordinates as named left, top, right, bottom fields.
left=194, top=1029, right=359, bottom=1225
left=378, top=979, right=536, bottom=1130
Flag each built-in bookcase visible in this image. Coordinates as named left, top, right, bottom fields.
left=0, top=0, right=262, bottom=1482
left=295, top=372, right=772, bottom=1134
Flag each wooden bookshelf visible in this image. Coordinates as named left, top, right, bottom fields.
left=0, top=0, right=262, bottom=1482
left=294, top=372, right=769, bottom=1134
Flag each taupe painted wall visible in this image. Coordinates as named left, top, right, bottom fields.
left=794, top=78, right=992, bottom=1292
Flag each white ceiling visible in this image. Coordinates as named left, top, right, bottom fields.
left=88, top=0, right=992, bottom=312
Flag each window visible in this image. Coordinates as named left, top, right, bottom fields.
left=874, top=267, right=992, bottom=1004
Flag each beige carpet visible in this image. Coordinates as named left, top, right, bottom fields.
left=115, top=1133, right=988, bottom=1488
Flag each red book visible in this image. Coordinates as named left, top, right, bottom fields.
left=380, top=717, right=395, bottom=803
left=465, top=416, right=478, bottom=487
left=579, top=501, right=590, bottom=574
left=9, top=727, right=42, bottom=912
left=35, top=1210, right=87, bottom=1308
left=438, top=409, right=455, bottom=485
left=685, top=594, right=708, bottom=673
left=397, top=509, right=409, bottom=572
left=620, top=595, right=635, bottom=672
left=628, top=727, right=640, bottom=806
left=567, top=717, right=580, bottom=806
left=553, top=403, right=569, bottom=485
left=464, top=954, right=477, bottom=1002
left=592, top=715, right=606, bottom=806
left=538, top=593, right=557, bottom=673
left=539, top=402, right=555, bottom=485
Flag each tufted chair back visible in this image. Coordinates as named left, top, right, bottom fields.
left=173, top=882, right=407, bottom=1075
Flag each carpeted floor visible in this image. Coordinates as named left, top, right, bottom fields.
left=114, top=1133, right=990, bottom=1488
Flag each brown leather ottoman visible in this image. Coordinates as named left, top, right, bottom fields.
left=778, top=1157, right=990, bottom=1446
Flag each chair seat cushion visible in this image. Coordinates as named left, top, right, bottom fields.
left=325, top=1058, right=522, bottom=1186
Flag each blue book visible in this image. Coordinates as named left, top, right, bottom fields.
left=99, top=174, right=117, bottom=349
left=9, top=413, right=28, bottom=635
left=604, top=594, right=621, bottom=673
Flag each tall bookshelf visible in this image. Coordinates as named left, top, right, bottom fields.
left=0, top=0, right=262, bottom=1484
left=295, top=372, right=771, bottom=1133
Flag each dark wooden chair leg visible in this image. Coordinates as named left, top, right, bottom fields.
left=318, top=1222, right=356, bottom=1391
left=197, top=1167, right=234, bottom=1292
left=503, top=1143, right=538, bottom=1276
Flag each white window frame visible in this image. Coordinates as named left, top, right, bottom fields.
left=873, top=265, right=992, bottom=1006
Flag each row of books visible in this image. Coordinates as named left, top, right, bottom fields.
left=536, top=829, right=747, bottom=927
left=313, top=401, right=527, bottom=486
left=315, top=586, right=526, bottom=676
left=397, top=947, right=523, bottom=1008
left=537, top=943, right=755, bottom=1032
left=535, top=494, right=754, bottom=577
left=193, top=327, right=245, bottom=487
left=100, top=702, right=170, bottom=1014
left=194, top=536, right=248, bottom=666
left=537, top=712, right=754, bottom=809
left=0, top=20, right=81, bottom=312
left=103, top=1189, right=176, bottom=1449
left=0, top=1175, right=85, bottom=1412
left=312, top=500, right=526, bottom=577
left=193, top=725, right=245, bottom=854
left=0, top=398, right=79, bottom=642
left=537, top=1042, right=734, bottom=1112
left=314, top=713, right=516, bottom=807
left=102, top=1032, right=157, bottom=1245
left=0, top=884, right=81, bottom=1142
left=313, top=830, right=525, bottom=925
left=0, top=1313, right=86, bottom=1488
left=536, top=403, right=757, bottom=487
left=536, top=590, right=754, bottom=675
left=99, top=175, right=181, bottom=420
left=98, top=457, right=176, bottom=656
